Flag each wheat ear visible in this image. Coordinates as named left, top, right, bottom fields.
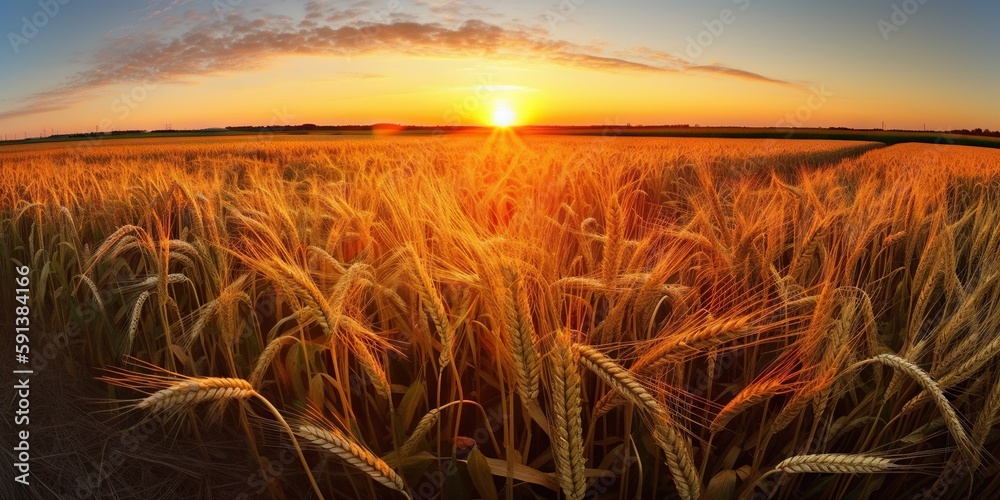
left=572, top=343, right=700, bottom=499
left=651, top=419, right=702, bottom=500
left=409, top=246, right=453, bottom=373
left=399, top=408, right=440, bottom=458
left=125, top=291, right=151, bottom=355
left=503, top=267, right=540, bottom=402
left=711, top=378, right=783, bottom=433
left=851, top=354, right=976, bottom=464
left=748, top=453, right=897, bottom=498
left=775, top=453, right=897, bottom=474
left=137, top=377, right=255, bottom=411
left=297, top=423, right=410, bottom=497
left=249, top=335, right=299, bottom=386
left=572, top=343, right=666, bottom=419
left=550, top=332, right=586, bottom=500
left=136, top=377, right=325, bottom=499
left=636, top=316, right=750, bottom=372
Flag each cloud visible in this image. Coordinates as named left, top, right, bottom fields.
left=302, top=0, right=373, bottom=24
left=140, top=0, right=197, bottom=22
left=686, top=63, right=800, bottom=88
left=0, top=10, right=800, bottom=120
left=414, top=0, right=496, bottom=21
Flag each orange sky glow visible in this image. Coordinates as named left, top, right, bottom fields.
left=1, top=0, right=998, bottom=137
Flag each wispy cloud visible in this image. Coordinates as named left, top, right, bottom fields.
left=414, top=0, right=497, bottom=21
left=687, top=63, right=799, bottom=87
left=0, top=8, right=800, bottom=120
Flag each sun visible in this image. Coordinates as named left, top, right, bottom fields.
left=491, top=101, right=517, bottom=127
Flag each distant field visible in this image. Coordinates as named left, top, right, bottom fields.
left=4, top=126, right=1000, bottom=150
left=542, top=126, right=1000, bottom=149
left=2, top=136, right=1000, bottom=499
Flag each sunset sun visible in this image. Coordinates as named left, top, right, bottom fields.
left=491, top=101, right=517, bottom=127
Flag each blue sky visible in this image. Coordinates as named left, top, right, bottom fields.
left=1, top=0, right=998, bottom=136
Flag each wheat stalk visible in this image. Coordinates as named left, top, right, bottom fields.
left=351, top=335, right=392, bottom=400
left=770, top=386, right=816, bottom=434
left=636, top=316, right=750, bottom=372
left=250, top=335, right=299, bottom=386
left=182, top=299, right=219, bottom=351
left=571, top=343, right=699, bottom=499
left=651, top=418, right=702, bottom=500
left=399, top=408, right=440, bottom=458
left=549, top=332, right=586, bottom=500
left=408, top=246, right=453, bottom=373
left=591, top=390, right=625, bottom=419
left=572, top=343, right=666, bottom=419
left=84, top=224, right=147, bottom=271
left=711, top=378, right=783, bottom=433
left=273, top=261, right=338, bottom=335
left=130, top=376, right=325, bottom=499
left=137, top=377, right=256, bottom=412
left=601, top=194, right=623, bottom=287
left=882, top=231, right=907, bottom=246
left=789, top=222, right=829, bottom=279
left=297, top=423, right=409, bottom=497
left=774, top=453, right=897, bottom=474
left=75, top=273, right=107, bottom=319
left=851, top=354, right=976, bottom=464
left=747, top=453, right=898, bottom=498
left=503, top=267, right=541, bottom=402
left=307, top=245, right=348, bottom=273
left=125, top=291, right=151, bottom=355
left=973, top=371, right=1000, bottom=448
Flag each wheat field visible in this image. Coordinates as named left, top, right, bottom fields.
left=3, top=134, right=1000, bottom=499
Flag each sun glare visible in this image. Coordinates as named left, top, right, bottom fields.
left=492, top=101, right=516, bottom=127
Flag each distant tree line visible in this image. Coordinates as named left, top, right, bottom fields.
left=948, top=128, right=1000, bottom=138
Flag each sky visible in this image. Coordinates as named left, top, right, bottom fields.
left=1, top=0, right=998, bottom=137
